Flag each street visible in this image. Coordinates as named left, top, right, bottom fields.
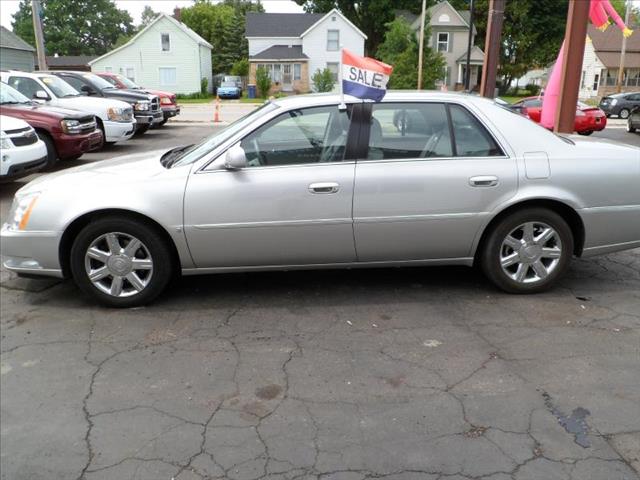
left=1, top=121, right=639, bottom=480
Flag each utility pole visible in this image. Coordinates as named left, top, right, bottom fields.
left=616, top=1, right=632, bottom=93
left=417, top=0, right=427, bottom=90
left=480, top=0, right=505, bottom=98
left=31, top=0, right=47, bottom=70
left=464, top=0, right=475, bottom=91
left=555, top=0, right=590, bottom=134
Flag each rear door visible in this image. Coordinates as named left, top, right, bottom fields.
left=353, top=101, right=518, bottom=262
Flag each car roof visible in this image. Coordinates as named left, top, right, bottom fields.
left=2, top=70, right=57, bottom=79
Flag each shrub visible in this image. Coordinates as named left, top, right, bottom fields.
left=312, top=68, right=335, bottom=93
left=200, top=77, right=209, bottom=96
left=525, top=82, right=541, bottom=96
left=256, top=66, right=272, bottom=98
left=231, top=59, right=249, bottom=77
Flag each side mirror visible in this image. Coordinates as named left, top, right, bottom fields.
left=81, top=85, right=95, bottom=95
left=224, top=144, right=248, bottom=170
left=34, top=90, right=49, bottom=100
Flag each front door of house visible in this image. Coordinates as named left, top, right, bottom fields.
left=282, top=64, right=293, bottom=91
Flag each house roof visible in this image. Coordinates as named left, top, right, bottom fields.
left=46, top=55, right=97, bottom=67
left=88, top=13, right=212, bottom=65
left=0, top=26, right=35, bottom=52
left=456, top=45, right=485, bottom=64
left=245, top=12, right=324, bottom=37
left=250, top=45, right=308, bottom=60
left=588, top=24, right=640, bottom=68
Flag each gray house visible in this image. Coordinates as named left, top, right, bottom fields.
left=399, top=0, right=485, bottom=90
left=0, top=26, right=36, bottom=72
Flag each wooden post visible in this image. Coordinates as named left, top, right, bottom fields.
left=464, top=0, right=475, bottom=91
left=417, top=0, right=427, bottom=90
left=480, top=0, right=505, bottom=98
left=31, top=0, right=47, bottom=70
left=555, top=0, right=590, bottom=134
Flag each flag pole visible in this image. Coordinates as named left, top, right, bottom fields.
left=339, top=46, right=346, bottom=110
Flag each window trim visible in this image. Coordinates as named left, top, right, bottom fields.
left=160, top=33, right=171, bottom=52
left=356, top=101, right=509, bottom=163
left=437, top=32, right=449, bottom=52
left=158, top=66, right=177, bottom=86
left=327, top=29, right=340, bottom=51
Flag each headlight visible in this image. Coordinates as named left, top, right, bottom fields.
left=611, top=99, right=618, bottom=106
left=135, top=101, right=150, bottom=111
left=160, top=96, right=173, bottom=105
left=60, top=119, right=81, bottom=134
left=0, top=133, right=13, bottom=150
left=107, top=107, right=130, bottom=122
left=7, top=192, right=40, bottom=231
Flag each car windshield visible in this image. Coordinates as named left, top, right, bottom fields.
left=39, top=75, right=80, bottom=97
left=168, top=102, right=278, bottom=168
left=0, top=83, right=32, bottom=104
left=82, top=73, right=117, bottom=90
left=221, top=82, right=236, bottom=87
left=115, top=74, right=139, bottom=89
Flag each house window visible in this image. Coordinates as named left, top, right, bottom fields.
left=126, top=67, right=135, bottom=82
left=294, top=63, right=301, bottom=81
left=437, top=32, right=449, bottom=52
left=273, top=63, right=282, bottom=83
left=627, top=69, right=640, bottom=87
left=326, top=62, right=339, bottom=82
left=604, top=69, right=618, bottom=86
left=159, top=67, right=177, bottom=85
left=593, top=73, right=600, bottom=91
left=327, top=30, right=339, bottom=51
left=580, top=71, right=586, bottom=88
left=161, top=33, right=171, bottom=52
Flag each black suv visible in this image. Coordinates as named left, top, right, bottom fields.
left=598, top=92, right=640, bottom=119
left=47, top=71, right=163, bottom=133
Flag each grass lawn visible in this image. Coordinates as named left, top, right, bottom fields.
left=239, top=97, right=267, bottom=103
left=500, top=95, right=530, bottom=104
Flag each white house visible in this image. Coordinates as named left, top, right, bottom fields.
left=89, top=13, right=213, bottom=94
left=245, top=9, right=366, bottom=93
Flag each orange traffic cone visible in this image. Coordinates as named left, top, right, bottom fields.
left=214, top=96, right=221, bottom=123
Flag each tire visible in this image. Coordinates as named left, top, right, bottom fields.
left=158, top=119, right=168, bottom=127
left=95, top=120, right=107, bottom=149
left=577, top=130, right=593, bottom=136
left=37, top=131, right=58, bottom=168
left=627, top=121, right=636, bottom=133
left=619, top=108, right=630, bottom=119
left=135, top=124, right=150, bottom=136
left=70, top=217, right=174, bottom=307
left=480, top=208, right=574, bottom=294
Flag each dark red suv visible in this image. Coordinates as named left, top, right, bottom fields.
left=0, top=82, right=103, bottom=165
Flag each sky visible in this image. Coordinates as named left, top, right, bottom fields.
left=0, top=0, right=304, bottom=29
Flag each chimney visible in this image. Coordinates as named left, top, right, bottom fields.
left=173, top=7, right=181, bottom=22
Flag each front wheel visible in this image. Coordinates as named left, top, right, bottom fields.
left=480, top=208, right=574, bottom=294
left=70, top=217, right=174, bottom=307
left=38, top=132, right=58, bottom=168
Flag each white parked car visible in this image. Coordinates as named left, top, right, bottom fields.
left=1, top=71, right=136, bottom=145
left=0, top=114, right=47, bottom=181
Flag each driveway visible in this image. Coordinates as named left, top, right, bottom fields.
left=1, top=124, right=639, bottom=480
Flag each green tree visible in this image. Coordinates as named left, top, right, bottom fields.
left=11, top=0, right=134, bottom=56
left=140, top=6, right=158, bottom=28
left=231, top=59, right=249, bottom=76
left=256, top=66, right=272, bottom=98
left=377, top=17, right=445, bottom=89
left=312, top=68, right=335, bottom=92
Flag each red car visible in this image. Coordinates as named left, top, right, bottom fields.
left=512, top=96, right=607, bottom=135
left=95, top=72, right=180, bottom=126
left=1, top=82, right=103, bottom=166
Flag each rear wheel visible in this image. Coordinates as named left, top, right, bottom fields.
left=37, top=131, right=58, bottom=168
left=70, top=217, right=174, bottom=307
left=619, top=108, right=630, bottom=119
left=480, top=208, right=573, bottom=294
left=577, top=130, right=593, bottom=136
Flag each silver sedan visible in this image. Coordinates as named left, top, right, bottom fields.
left=2, top=92, right=639, bottom=307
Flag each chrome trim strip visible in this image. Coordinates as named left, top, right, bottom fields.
left=581, top=240, right=640, bottom=257
left=581, top=204, right=640, bottom=213
left=182, top=257, right=475, bottom=275
left=193, top=217, right=353, bottom=230
left=2, top=264, right=64, bottom=279
left=354, top=212, right=479, bottom=223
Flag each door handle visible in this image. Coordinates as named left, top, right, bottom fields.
left=309, top=182, right=340, bottom=194
left=469, top=176, right=499, bottom=187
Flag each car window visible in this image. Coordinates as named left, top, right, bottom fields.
left=523, top=99, right=542, bottom=108
left=449, top=104, right=504, bottom=157
left=366, top=103, right=453, bottom=160
left=61, top=75, right=86, bottom=92
left=240, top=105, right=352, bottom=167
left=101, top=75, right=119, bottom=86
left=7, top=76, right=42, bottom=99
left=38, top=76, right=79, bottom=97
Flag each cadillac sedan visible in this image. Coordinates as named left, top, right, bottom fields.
left=2, top=92, right=639, bottom=307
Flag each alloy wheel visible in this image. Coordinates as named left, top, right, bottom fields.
left=499, top=222, right=562, bottom=284
left=84, top=232, right=153, bottom=297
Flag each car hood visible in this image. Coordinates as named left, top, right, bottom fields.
left=1, top=103, right=92, bottom=120
left=104, top=89, right=153, bottom=102
left=18, top=149, right=173, bottom=195
left=58, top=96, right=131, bottom=111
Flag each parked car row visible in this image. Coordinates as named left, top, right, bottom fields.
left=0, top=70, right=181, bottom=182
left=598, top=91, right=640, bottom=119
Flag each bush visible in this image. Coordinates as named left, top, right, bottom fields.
left=231, top=59, right=249, bottom=77
left=525, top=82, right=541, bottom=96
left=176, top=92, right=211, bottom=100
left=256, top=66, right=272, bottom=98
left=200, top=77, right=209, bottom=96
left=312, top=68, right=335, bottom=93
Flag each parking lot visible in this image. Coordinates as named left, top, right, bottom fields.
left=1, top=121, right=639, bottom=480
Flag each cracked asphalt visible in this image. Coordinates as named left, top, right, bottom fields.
left=1, top=126, right=639, bottom=480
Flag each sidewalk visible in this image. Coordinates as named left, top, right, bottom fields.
left=169, top=101, right=260, bottom=125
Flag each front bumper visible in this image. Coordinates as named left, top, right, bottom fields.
left=135, top=111, right=164, bottom=126
left=0, top=225, right=64, bottom=278
left=218, top=91, right=240, bottom=99
left=103, top=120, right=136, bottom=143
left=55, top=131, right=104, bottom=158
left=0, top=155, right=47, bottom=182
left=162, top=105, right=180, bottom=120
left=1, top=140, right=48, bottom=179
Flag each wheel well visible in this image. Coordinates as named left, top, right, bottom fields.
left=474, top=199, right=586, bottom=264
left=34, top=128, right=56, bottom=155
left=59, top=209, right=180, bottom=278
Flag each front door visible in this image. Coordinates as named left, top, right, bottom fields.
left=183, top=104, right=358, bottom=268
left=353, top=101, right=517, bottom=262
left=282, top=64, right=293, bottom=92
